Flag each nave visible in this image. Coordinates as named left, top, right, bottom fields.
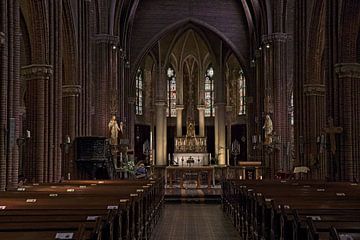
left=150, top=204, right=240, bottom=240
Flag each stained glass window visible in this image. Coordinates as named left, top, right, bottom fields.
left=166, top=67, right=176, bottom=117
left=205, top=66, right=215, bottom=117
left=136, top=68, right=143, bottom=115
left=238, top=69, right=246, bottom=115
left=289, top=92, right=294, bottom=125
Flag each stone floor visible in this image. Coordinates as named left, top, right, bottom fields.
left=150, top=204, right=241, bottom=240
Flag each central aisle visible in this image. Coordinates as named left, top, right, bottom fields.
left=151, top=204, right=241, bottom=240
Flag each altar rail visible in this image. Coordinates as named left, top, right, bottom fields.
left=150, top=165, right=263, bottom=183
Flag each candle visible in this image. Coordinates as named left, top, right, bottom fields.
left=252, top=135, right=257, bottom=144
left=66, top=136, right=71, bottom=144
left=26, top=130, right=31, bottom=138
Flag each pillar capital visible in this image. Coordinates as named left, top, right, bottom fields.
left=21, top=64, right=53, bottom=80
left=303, top=84, right=326, bottom=97
left=0, top=32, right=5, bottom=46
left=93, top=34, right=119, bottom=45
left=154, top=100, right=167, bottom=107
left=261, top=33, right=288, bottom=44
left=214, top=102, right=226, bottom=108
left=62, top=85, right=81, bottom=97
left=334, top=63, right=360, bottom=79
left=176, top=105, right=184, bottom=110
left=197, top=105, right=206, bottom=110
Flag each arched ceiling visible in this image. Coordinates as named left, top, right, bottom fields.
left=125, top=0, right=265, bottom=74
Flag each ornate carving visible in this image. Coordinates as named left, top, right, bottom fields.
left=334, top=63, right=360, bottom=79
left=0, top=32, right=5, bottom=46
left=93, top=34, right=119, bottom=45
left=21, top=64, right=53, bottom=80
left=197, top=105, right=205, bottom=111
left=262, top=33, right=288, bottom=44
left=303, top=84, right=326, bottom=96
left=62, top=85, right=81, bottom=97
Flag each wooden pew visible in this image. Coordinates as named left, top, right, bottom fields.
left=222, top=180, right=360, bottom=240
left=0, top=178, right=165, bottom=240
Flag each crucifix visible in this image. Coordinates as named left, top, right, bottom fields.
left=323, top=117, right=343, bottom=155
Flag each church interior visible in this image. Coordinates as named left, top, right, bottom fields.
left=1, top=0, right=360, bottom=239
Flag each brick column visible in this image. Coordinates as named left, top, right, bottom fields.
left=155, top=101, right=167, bottom=166
left=335, top=63, right=360, bottom=181
left=215, top=103, right=226, bottom=165
left=226, top=105, right=233, bottom=165
left=303, top=84, right=326, bottom=178
left=128, top=97, right=136, bottom=150
left=62, top=85, right=81, bottom=177
left=197, top=105, right=205, bottom=137
left=93, top=34, right=119, bottom=136
left=176, top=105, right=184, bottom=137
left=21, top=65, right=53, bottom=183
left=262, top=33, right=288, bottom=173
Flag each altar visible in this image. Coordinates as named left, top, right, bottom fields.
left=173, top=153, right=209, bottom=166
left=165, top=166, right=215, bottom=188
left=173, top=119, right=208, bottom=166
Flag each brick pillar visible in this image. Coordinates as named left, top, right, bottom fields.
left=62, top=85, right=81, bottom=178
left=0, top=0, right=21, bottom=190
left=155, top=101, right=167, bottom=166
left=335, top=63, right=360, bottom=181
left=197, top=105, right=205, bottom=137
left=176, top=105, right=184, bottom=137
left=215, top=103, right=226, bottom=165
left=226, top=105, right=233, bottom=166
left=303, top=84, right=326, bottom=178
left=21, top=65, right=53, bottom=183
left=128, top=97, right=136, bottom=150
left=262, top=33, right=289, bottom=173
left=93, top=34, right=119, bottom=136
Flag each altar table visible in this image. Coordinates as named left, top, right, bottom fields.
left=165, top=166, right=215, bottom=189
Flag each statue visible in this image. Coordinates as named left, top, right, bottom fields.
left=263, top=114, right=273, bottom=145
left=186, top=119, right=196, bottom=138
left=323, top=117, right=343, bottom=155
left=108, top=115, right=121, bottom=145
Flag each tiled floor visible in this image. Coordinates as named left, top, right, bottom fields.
left=151, top=204, right=241, bottom=240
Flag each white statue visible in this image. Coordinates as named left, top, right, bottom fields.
left=108, top=115, right=121, bottom=145
left=263, top=114, right=273, bottom=145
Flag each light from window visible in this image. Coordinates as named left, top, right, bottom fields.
left=290, top=92, right=294, bottom=125
left=238, top=69, right=246, bottom=115
left=136, top=68, right=143, bottom=115
left=205, top=66, right=215, bottom=117
left=166, top=66, right=176, bottom=117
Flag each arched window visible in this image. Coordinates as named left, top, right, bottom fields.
left=166, top=66, right=176, bottom=117
left=135, top=68, right=143, bottom=115
left=205, top=66, right=215, bottom=117
left=238, top=69, right=246, bottom=115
